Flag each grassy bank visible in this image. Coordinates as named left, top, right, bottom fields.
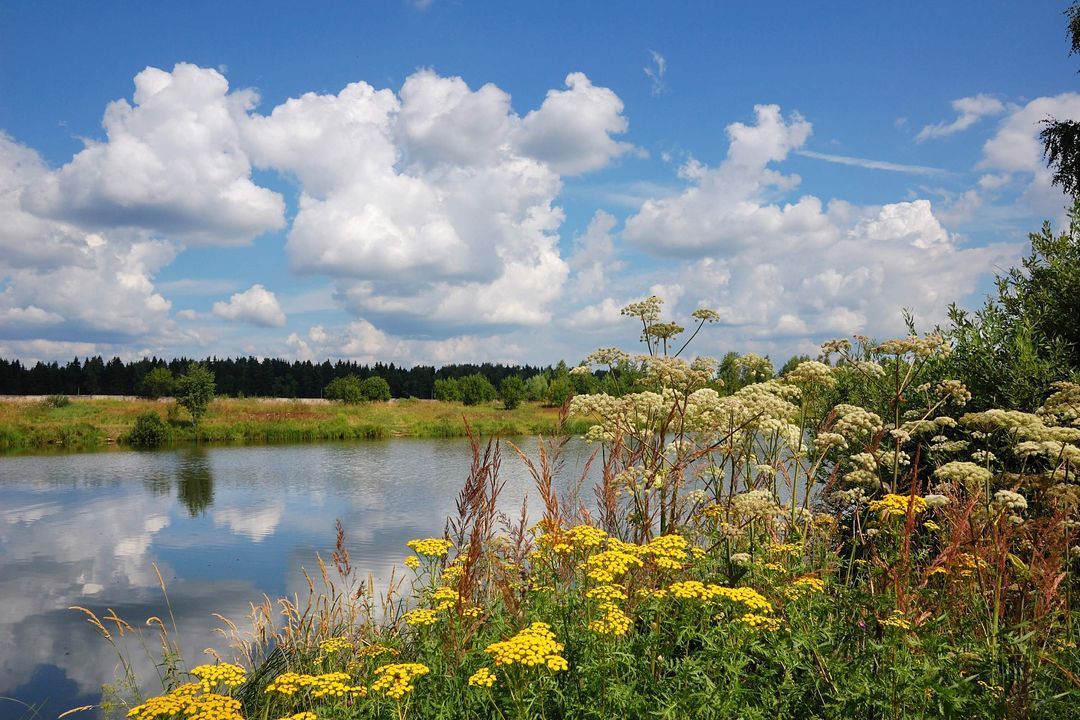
left=0, top=397, right=590, bottom=452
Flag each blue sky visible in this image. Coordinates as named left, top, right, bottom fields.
left=1, top=1, right=1078, bottom=367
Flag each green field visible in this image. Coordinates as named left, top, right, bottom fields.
left=0, top=396, right=589, bottom=452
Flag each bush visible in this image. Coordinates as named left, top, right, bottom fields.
left=545, top=376, right=573, bottom=407
left=139, top=367, right=175, bottom=399
left=175, top=363, right=215, bottom=428
left=359, top=376, right=392, bottom=402
left=42, top=394, right=71, bottom=408
left=499, top=376, right=526, bottom=410
left=433, top=377, right=463, bottom=402
left=325, top=375, right=363, bottom=403
left=128, top=411, right=171, bottom=446
left=459, top=373, right=497, bottom=406
left=524, top=374, right=548, bottom=402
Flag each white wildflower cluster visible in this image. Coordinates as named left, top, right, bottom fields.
left=992, top=490, right=1027, bottom=513
left=730, top=552, right=752, bottom=565
left=783, top=360, right=836, bottom=389
left=934, top=461, right=992, bottom=490
left=889, top=428, right=913, bottom=445
left=873, top=334, right=950, bottom=359
left=1048, top=482, right=1080, bottom=508
left=900, top=416, right=955, bottom=436
left=730, top=490, right=781, bottom=520
left=930, top=437, right=970, bottom=453
left=937, top=380, right=972, bottom=406
left=684, top=489, right=708, bottom=506
left=1014, top=440, right=1080, bottom=469
left=830, top=488, right=867, bottom=506
left=971, top=450, right=997, bottom=465
left=814, top=432, right=848, bottom=453
left=582, top=347, right=631, bottom=368
left=851, top=360, right=886, bottom=379
left=961, top=409, right=1080, bottom=443
left=570, top=365, right=593, bottom=377
left=1039, top=381, right=1080, bottom=425
left=834, top=404, right=884, bottom=438
left=690, top=355, right=719, bottom=377
left=642, top=355, right=712, bottom=392
left=819, top=338, right=852, bottom=358
left=924, top=494, right=950, bottom=508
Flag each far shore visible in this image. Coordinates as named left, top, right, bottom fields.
left=0, top=396, right=589, bottom=453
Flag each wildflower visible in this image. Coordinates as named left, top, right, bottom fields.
left=923, top=494, right=949, bottom=508
left=762, top=562, right=786, bottom=573
left=867, top=494, right=928, bottom=520
left=881, top=611, right=911, bottom=630
left=407, top=538, right=453, bottom=558
left=730, top=552, right=752, bottom=565
left=783, top=360, right=836, bottom=388
left=934, top=461, right=992, bottom=489
left=265, top=671, right=366, bottom=699
left=319, top=637, right=351, bottom=654
left=738, top=613, right=782, bottom=631
left=403, top=609, right=438, bottom=626
left=783, top=576, right=825, bottom=599
left=431, top=585, right=461, bottom=611
left=583, top=549, right=643, bottom=583
left=992, top=489, right=1027, bottom=512
left=588, top=602, right=633, bottom=636
left=586, top=584, right=628, bottom=602
left=565, top=525, right=608, bottom=551
left=371, top=663, right=430, bottom=699
left=731, top=490, right=780, bottom=520
left=404, top=556, right=420, bottom=570
left=485, top=622, right=568, bottom=671
left=278, top=713, right=317, bottom=720
left=468, top=667, right=497, bottom=688
left=190, top=663, right=246, bottom=693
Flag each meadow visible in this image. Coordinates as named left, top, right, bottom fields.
left=0, top=397, right=587, bottom=452
left=70, top=320, right=1080, bottom=719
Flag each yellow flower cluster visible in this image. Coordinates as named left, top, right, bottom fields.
left=667, top=582, right=773, bottom=612
left=404, top=555, right=421, bottom=570
left=468, top=667, right=497, bottom=688
left=357, top=643, right=396, bottom=658
left=635, top=588, right=669, bottom=600
left=431, top=585, right=460, bottom=610
left=485, top=622, right=568, bottom=671
left=128, top=690, right=243, bottom=720
left=642, top=534, right=689, bottom=569
left=319, top=637, right=351, bottom=654
left=565, top=524, right=608, bottom=550
left=880, top=611, right=911, bottom=630
left=586, top=584, right=628, bottom=602
left=588, top=602, right=633, bottom=636
left=783, top=576, right=825, bottom=599
left=738, top=613, right=782, bottom=631
left=442, top=558, right=465, bottom=583
left=762, top=562, right=786, bottom=573
left=407, top=538, right=453, bottom=557
left=584, top=549, right=643, bottom=582
left=276, top=713, right=316, bottom=720
left=867, top=494, right=928, bottom=520
left=371, top=663, right=430, bottom=699
left=768, top=542, right=800, bottom=556
left=191, top=664, right=246, bottom=693
left=265, top=672, right=366, bottom=698
left=403, top=608, right=438, bottom=626
left=462, top=606, right=483, bottom=619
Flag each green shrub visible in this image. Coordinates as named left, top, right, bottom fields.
left=433, top=377, right=463, bottom=402
left=459, top=373, right=497, bottom=406
left=499, top=376, right=526, bottom=410
left=43, top=394, right=71, bottom=408
left=128, top=411, right=171, bottom=446
left=325, top=375, right=363, bottom=403
left=359, top=376, right=392, bottom=402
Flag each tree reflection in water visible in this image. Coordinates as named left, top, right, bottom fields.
left=177, top=449, right=214, bottom=516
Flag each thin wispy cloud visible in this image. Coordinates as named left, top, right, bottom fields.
left=644, top=50, right=666, bottom=96
left=796, top=149, right=949, bottom=176
left=916, top=94, right=1005, bottom=141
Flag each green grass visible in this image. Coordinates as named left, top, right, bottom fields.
left=0, top=397, right=585, bottom=453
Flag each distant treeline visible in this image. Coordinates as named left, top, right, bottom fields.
left=0, top=356, right=559, bottom=399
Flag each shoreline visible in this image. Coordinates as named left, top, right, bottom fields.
left=0, top=396, right=589, bottom=454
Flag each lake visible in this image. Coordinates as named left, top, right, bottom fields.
left=0, top=438, right=598, bottom=720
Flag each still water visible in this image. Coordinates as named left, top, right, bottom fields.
left=0, top=439, right=597, bottom=719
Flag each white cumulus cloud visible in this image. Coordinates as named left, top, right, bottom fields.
left=917, top=94, right=1006, bottom=141
left=212, top=284, right=287, bottom=327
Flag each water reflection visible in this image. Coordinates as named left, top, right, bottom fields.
left=177, top=448, right=214, bottom=517
left=0, top=439, right=597, bottom=720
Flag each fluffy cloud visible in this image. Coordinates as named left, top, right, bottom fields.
left=515, top=72, right=634, bottom=175
left=0, top=234, right=175, bottom=344
left=212, top=284, right=287, bottom=327
left=976, top=92, right=1080, bottom=221
left=917, top=94, right=1006, bottom=141
left=22, top=64, right=285, bottom=245
left=621, top=105, right=1019, bottom=349
left=244, top=69, right=630, bottom=335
